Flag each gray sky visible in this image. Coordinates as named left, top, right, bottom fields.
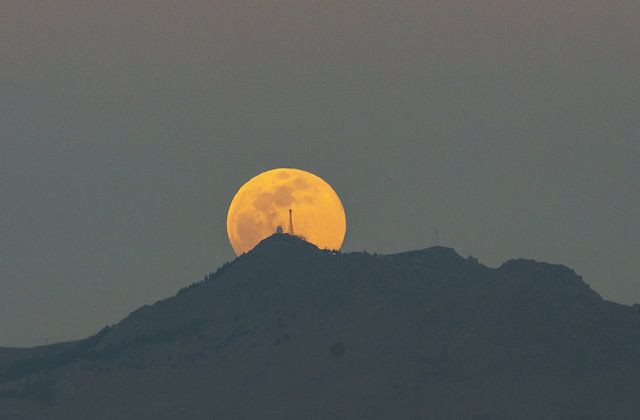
left=1, top=0, right=638, bottom=347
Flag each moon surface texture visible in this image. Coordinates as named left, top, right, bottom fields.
left=227, top=168, right=347, bottom=256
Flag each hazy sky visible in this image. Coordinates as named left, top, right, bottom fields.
left=1, top=1, right=638, bottom=347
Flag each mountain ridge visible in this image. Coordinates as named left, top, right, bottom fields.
left=1, top=234, right=639, bottom=419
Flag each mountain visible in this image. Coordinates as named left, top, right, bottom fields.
left=2, top=234, right=640, bottom=419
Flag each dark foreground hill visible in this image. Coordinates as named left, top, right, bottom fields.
left=2, top=235, right=640, bottom=419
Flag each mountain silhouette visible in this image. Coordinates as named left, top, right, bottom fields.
left=2, top=234, right=640, bottom=419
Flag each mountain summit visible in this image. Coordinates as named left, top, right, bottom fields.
left=2, top=235, right=640, bottom=419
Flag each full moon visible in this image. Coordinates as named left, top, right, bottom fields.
left=227, top=168, right=347, bottom=255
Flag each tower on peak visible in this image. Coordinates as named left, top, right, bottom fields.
left=288, top=209, right=295, bottom=235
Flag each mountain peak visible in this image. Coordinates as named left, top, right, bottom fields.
left=498, top=258, right=601, bottom=301
left=250, top=233, right=322, bottom=254
left=391, top=245, right=465, bottom=262
left=239, top=233, right=329, bottom=265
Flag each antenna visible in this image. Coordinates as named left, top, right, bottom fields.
left=435, top=227, right=439, bottom=246
left=288, top=209, right=295, bottom=235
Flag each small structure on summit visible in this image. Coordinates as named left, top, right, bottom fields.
left=288, top=208, right=295, bottom=235
left=274, top=209, right=303, bottom=239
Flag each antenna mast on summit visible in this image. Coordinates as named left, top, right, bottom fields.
left=288, top=209, right=295, bottom=235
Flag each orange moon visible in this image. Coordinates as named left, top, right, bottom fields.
left=226, top=168, right=347, bottom=255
